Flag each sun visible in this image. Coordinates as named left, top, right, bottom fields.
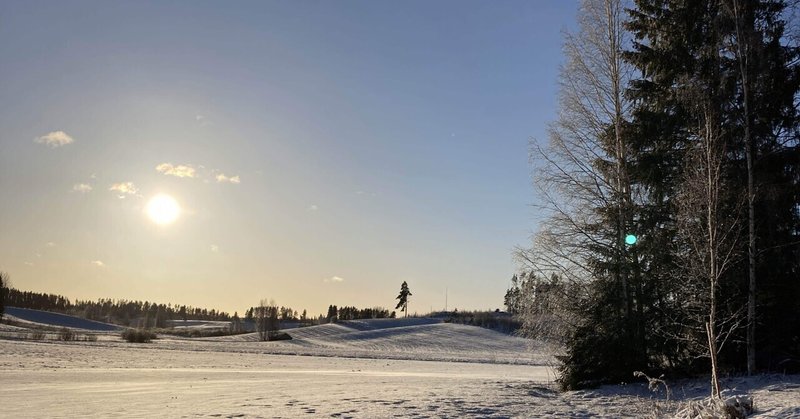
left=145, top=194, right=181, bottom=225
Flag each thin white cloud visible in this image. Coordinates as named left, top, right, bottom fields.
left=46, top=242, right=56, bottom=247
left=307, top=204, right=319, bottom=211
left=73, top=183, right=93, bottom=193
left=210, top=244, right=219, bottom=252
left=34, top=131, right=74, bottom=147
left=216, top=173, right=241, bottom=184
left=24, top=261, right=35, bottom=267
left=109, top=182, right=138, bottom=198
left=156, top=163, right=196, bottom=178
left=323, top=276, right=344, bottom=283
left=91, top=260, right=105, bottom=267
left=195, top=115, right=210, bottom=126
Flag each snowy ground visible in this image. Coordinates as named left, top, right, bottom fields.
left=1, top=311, right=798, bottom=418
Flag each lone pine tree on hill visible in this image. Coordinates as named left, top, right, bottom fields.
left=395, top=281, right=412, bottom=318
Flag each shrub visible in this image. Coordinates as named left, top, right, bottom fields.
left=157, top=327, right=248, bottom=338
left=58, top=327, right=75, bottom=341
left=30, top=330, right=46, bottom=340
left=674, top=395, right=754, bottom=419
left=121, top=329, right=157, bottom=343
left=268, top=331, right=292, bottom=341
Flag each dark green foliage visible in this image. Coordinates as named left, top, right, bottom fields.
left=558, top=277, right=642, bottom=390
left=625, top=0, right=800, bottom=375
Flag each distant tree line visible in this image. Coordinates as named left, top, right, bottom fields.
left=244, top=305, right=305, bottom=323
left=5, top=289, right=70, bottom=312
left=0, top=272, right=7, bottom=321
left=445, top=309, right=521, bottom=334
left=325, top=305, right=395, bottom=321
left=4, top=288, right=233, bottom=327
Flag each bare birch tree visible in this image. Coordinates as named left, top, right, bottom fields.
left=517, top=0, right=633, bottom=333
left=254, top=299, right=279, bottom=342
left=675, top=99, right=742, bottom=399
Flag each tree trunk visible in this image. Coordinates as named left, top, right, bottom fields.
left=706, top=321, right=721, bottom=398
left=731, top=0, right=757, bottom=375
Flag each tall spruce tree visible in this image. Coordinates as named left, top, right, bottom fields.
left=395, top=281, right=412, bottom=318
left=627, top=0, right=800, bottom=381
left=720, top=0, right=800, bottom=374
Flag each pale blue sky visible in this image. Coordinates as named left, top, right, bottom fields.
left=0, top=1, right=577, bottom=315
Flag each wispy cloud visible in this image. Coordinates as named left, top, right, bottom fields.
left=195, top=115, right=210, bottom=126
left=46, top=242, right=56, bottom=247
left=109, top=182, right=138, bottom=198
left=307, top=204, right=319, bottom=211
left=156, top=163, right=196, bottom=178
left=24, top=261, right=35, bottom=267
left=91, top=260, right=105, bottom=267
left=323, top=276, right=344, bottom=283
left=73, top=183, right=92, bottom=193
left=210, top=244, right=219, bottom=252
left=34, top=131, right=74, bottom=147
left=216, top=173, right=241, bottom=184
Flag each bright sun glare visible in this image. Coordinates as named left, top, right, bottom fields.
left=145, top=194, right=180, bottom=225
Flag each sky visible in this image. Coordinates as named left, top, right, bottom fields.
left=0, top=0, right=578, bottom=316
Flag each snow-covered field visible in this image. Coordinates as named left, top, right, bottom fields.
left=1, top=310, right=798, bottom=418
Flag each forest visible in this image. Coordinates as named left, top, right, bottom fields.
left=4, top=287, right=234, bottom=327
left=2, top=286, right=398, bottom=330
left=513, top=0, right=800, bottom=393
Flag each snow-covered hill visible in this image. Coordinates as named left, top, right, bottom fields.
left=3, top=307, right=122, bottom=331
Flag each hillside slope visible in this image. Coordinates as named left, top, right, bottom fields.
left=204, top=318, right=547, bottom=365
left=4, top=307, right=121, bottom=331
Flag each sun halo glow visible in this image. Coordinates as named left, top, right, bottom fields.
left=145, top=194, right=180, bottom=225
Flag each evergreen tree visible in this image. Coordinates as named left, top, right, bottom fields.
left=395, top=281, right=412, bottom=318
left=327, top=305, right=338, bottom=321
left=627, top=0, right=800, bottom=380
left=503, top=275, right=521, bottom=314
